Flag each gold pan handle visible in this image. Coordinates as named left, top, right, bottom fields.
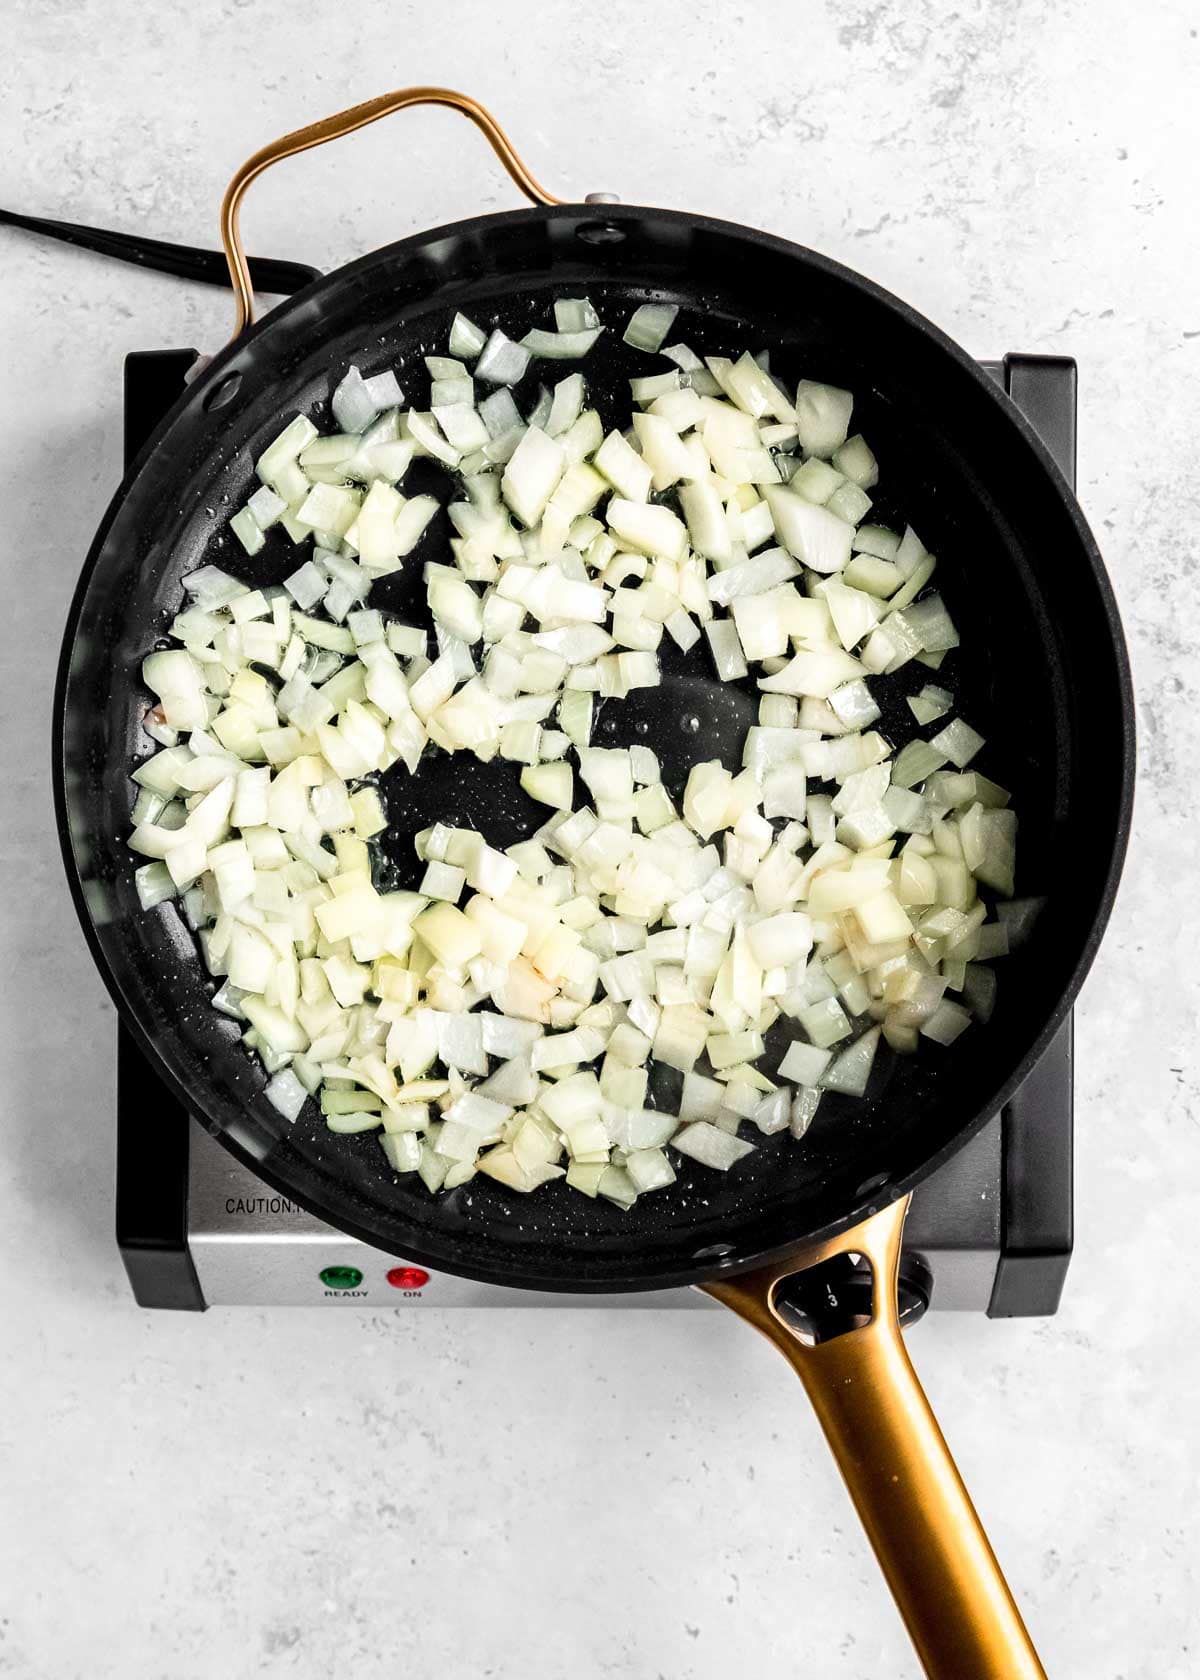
left=705, top=1198, right=1047, bottom=1680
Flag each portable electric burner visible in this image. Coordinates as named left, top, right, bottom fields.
left=113, top=344, right=1075, bottom=1316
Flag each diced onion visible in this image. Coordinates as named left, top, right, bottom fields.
left=131, top=294, right=1017, bottom=1208
left=476, top=330, right=531, bottom=386
left=623, top=303, right=679, bottom=353
left=449, top=313, right=487, bottom=359
left=521, top=328, right=604, bottom=359
left=671, top=1121, right=754, bottom=1169
left=332, top=366, right=385, bottom=434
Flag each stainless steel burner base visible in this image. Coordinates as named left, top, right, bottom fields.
left=187, top=1118, right=1001, bottom=1309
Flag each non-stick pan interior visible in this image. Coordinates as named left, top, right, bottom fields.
left=56, top=206, right=1132, bottom=1289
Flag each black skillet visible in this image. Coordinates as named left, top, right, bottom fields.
left=52, top=90, right=1133, bottom=1678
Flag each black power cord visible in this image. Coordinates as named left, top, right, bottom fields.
left=0, top=207, right=319, bottom=296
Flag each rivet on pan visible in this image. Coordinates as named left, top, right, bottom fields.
left=202, top=370, right=243, bottom=411
left=584, top=192, right=621, bottom=204
left=694, top=1242, right=736, bottom=1261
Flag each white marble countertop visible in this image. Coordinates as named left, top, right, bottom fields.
left=3, top=2, right=1198, bottom=1675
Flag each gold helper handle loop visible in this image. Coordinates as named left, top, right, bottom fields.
left=219, top=87, right=561, bottom=342
left=705, top=1198, right=1047, bottom=1680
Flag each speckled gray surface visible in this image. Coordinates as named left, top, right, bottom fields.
left=2, top=3, right=1198, bottom=1676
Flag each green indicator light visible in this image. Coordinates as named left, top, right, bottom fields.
left=319, top=1265, right=363, bottom=1290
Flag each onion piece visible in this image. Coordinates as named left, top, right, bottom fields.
left=545, top=373, right=585, bottom=438
left=764, top=486, right=855, bottom=574
left=833, top=434, right=879, bottom=489
left=671, top=1121, right=754, bottom=1169
left=790, top=1087, right=822, bottom=1139
left=555, top=297, right=601, bottom=332
left=920, top=999, right=972, bottom=1045
left=793, top=382, right=853, bottom=457
left=332, top=366, right=382, bottom=435
left=501, top=427, right=567, bottom=528
left=931, top=718, right=985, bottom=768
left=819, top=1026, right=881, bottom=1096
left=521, top=327, right=604, bottom=359
left=707, top=548, right=800, bottom=605
left=266, top=1067, right=309, bottom=1122
left=907, top=684, right=953, bottom=725
left=623, top=303, right=679, bottom=352
left=476, top=330, right=531, bottom=386
left=705, top=620, right=748, bottom=682
left=449, top=313, right=487, bottom=359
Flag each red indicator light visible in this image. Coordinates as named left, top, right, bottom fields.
left=387, top=1266, right=430, bottom=1291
